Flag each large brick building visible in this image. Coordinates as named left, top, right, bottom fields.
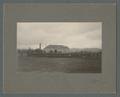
left=44, top=45, right=69, bottom=53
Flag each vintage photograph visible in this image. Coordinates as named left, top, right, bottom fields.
left=17, top=22, right=102, bottom=73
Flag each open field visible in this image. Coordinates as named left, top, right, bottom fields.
left=17, top=56, right=101, bottom=73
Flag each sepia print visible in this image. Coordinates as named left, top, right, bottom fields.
left=17, top=22, right=102, bottom=73
left=3, top=3, right=116, bottom=93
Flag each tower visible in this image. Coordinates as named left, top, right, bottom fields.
left=39, top=43, right=41, bottom=50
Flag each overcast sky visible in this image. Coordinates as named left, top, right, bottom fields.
left=17, top=22, right=102, bottom=49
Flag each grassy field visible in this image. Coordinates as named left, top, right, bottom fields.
left=17, top=56, right=101, bottom=73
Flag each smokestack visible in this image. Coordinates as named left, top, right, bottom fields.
left=39, top=43, right=41, bottom=50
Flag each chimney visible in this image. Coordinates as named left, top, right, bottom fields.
left=39, top=43, right=41, bottom=50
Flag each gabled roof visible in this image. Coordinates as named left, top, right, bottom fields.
left=44, top=45, right=69, bottom=50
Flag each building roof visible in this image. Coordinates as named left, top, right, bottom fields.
left=44, top=45, right=69, bottom=50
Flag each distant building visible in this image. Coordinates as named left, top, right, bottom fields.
left=44, top=45, right=69, bottom=53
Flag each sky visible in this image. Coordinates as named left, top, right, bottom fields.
left=17, top=22, right=102, bottom=49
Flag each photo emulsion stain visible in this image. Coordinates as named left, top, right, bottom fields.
left=17, top=22, right=102, bottom=73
